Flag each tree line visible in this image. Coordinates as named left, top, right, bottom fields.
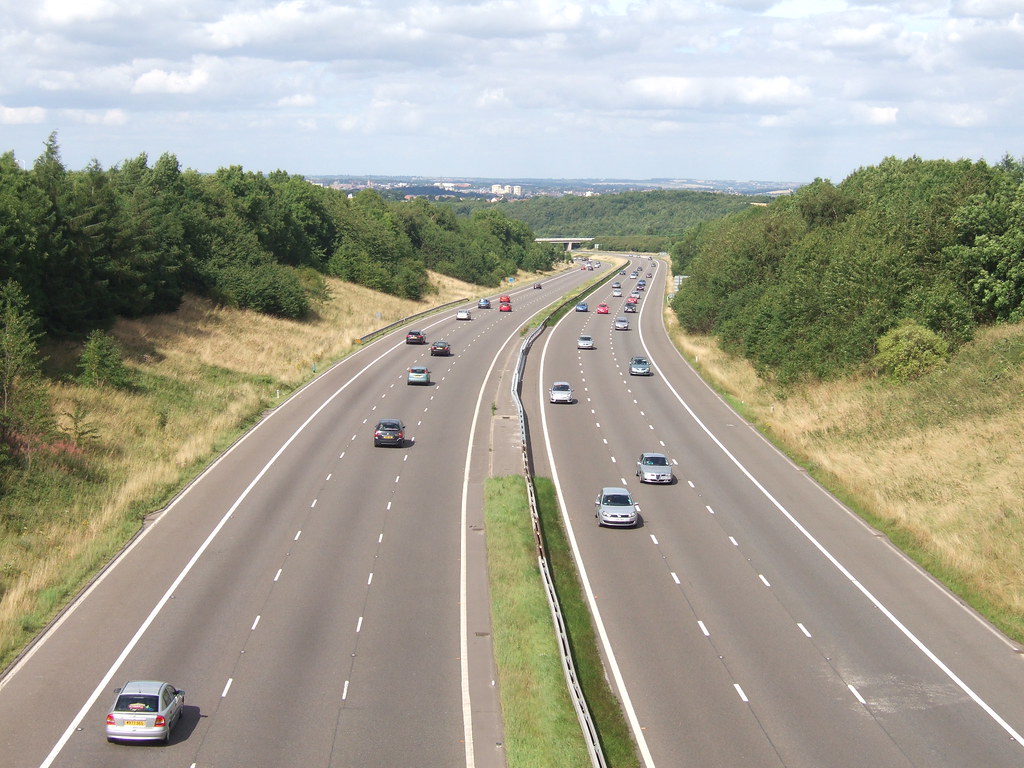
left=1, top=134, right=563, bottom=338
left=671, top=155, right=1024, bottom=382
left=0, top=134, right=564, bottom=473
left=446, top=189, right=762, bottom=240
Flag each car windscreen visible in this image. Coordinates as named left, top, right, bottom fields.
left=603, top=494, right=632, bottom=506
left=644, top=456, right=668, bottom=466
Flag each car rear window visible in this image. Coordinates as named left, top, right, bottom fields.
left=115, top=694, right=159, bottom=712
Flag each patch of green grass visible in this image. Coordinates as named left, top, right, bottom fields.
left=533, top=477, right=640, bottom=768
left=485, top=476, right=591, bottom=768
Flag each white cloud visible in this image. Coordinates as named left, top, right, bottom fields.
left=277, top=93, right=316, bottom=107
left=61, top=108, right=129, bottom=125
left=853, top=104, right=900, bottom=124
left=38, top=0, right=123, bottom=24
left=0, top=0, right=1019, bottom=181
left=628, top=75, right=809, bottom=108
left=132, top=65, right=210, bottom=94
left=476, top=87, right=509, bottom=107
left=0, top=105, right=47, bottom=124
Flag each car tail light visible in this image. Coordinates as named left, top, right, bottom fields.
left=106, top=714, right=115, bottom=725
left=154, top=714, right=166, bottom=727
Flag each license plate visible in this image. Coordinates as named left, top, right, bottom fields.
left=125, top=720, right=145, bottom=727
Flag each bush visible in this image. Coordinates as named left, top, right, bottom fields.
left=78, top=330, right=134, bottom=389
left=871, top=321, right=949, bottom=381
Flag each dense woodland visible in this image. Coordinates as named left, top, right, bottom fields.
left=671, top=155, right=1024, bottom=383
left=446, top=189, right=762, bottom=241
left=0, top=134, right=562, bottom=338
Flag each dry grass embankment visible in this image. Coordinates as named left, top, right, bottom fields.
left=0, top=273, right=487, bottom=669
left=663, top=305, right=1024, bottom=641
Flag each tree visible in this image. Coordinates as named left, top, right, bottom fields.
left=0, top=280, right=53, bottom=460
left=78, top=329, right=133, bottom=389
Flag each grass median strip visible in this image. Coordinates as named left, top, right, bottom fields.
left=485, top=475, right=639, bottom=768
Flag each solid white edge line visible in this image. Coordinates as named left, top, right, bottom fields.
left=636, top=286, right=1024, bottom=747
left=35, top=332, right=430, bottom=768
left=457, top=305, right=543, bottom=768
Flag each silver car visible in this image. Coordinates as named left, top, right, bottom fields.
left=106, top=680, right=185, bottom=743
left=614, top=317, right=629, bottom=331
left=629, top=356, right=652, bottom=376
left=636, top=452, right=674, bottom=483
left=549, top=381, right=574, bottom=404
left=595, top=487, right=639, bottom=527
left=407, top=365, right=431, bottom=385
left=577, top=335, right=595, bottom=349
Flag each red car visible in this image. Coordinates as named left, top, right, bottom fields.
left=499, top=295, right=511, bottom=303
left=626, top=295, right=639, bottom=304
left=596, top=303, right=609, bottom=314
left=499, top=302, right=512, bottom=312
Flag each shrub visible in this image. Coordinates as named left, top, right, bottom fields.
left=78, top=330, right=133, bottom=389
left=871, top=321, right=949, bottom=381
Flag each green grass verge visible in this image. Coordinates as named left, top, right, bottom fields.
left=485, top=474, right=641, bottom=768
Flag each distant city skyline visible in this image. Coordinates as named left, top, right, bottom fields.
left=307, top=174, right=800, bottom=198
left=2, top=1, right=1020, bottom=183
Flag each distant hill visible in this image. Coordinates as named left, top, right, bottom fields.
left=442, top=189, right=768, bottom=238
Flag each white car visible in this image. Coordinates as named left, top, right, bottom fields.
left=612, top=288, right=622, bottom=297
left=577, top=335, right=595, bottom=349
left=549, top=381, right=574, bottom=404
left=456, top=309, right=471, bottom=320
left=614, top=317, right=629, bottom=331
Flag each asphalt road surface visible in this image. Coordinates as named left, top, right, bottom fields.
left=0, top=265, right=595, bottom=768
left=529, top=257, right=1024, bottom=767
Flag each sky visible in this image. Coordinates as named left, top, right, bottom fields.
left=1, top=0, right=1022, bottom=183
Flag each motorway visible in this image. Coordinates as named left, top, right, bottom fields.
left=0, top=265, right=595, bottom=768
left=6, top=253, right=1024, bottom=768
left=528, top=257, right=1024, bottom=766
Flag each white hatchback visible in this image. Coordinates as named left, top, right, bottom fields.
left=549, top=381, right=574, bottom=404
left=577, top=335, right=595, bottom=349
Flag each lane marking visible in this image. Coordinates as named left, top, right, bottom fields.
left=798, top=623, right=812, bottom=638
left=671, top=572, right=680, bottom=585
left=221, top=678, right=233, bottom=698
left=274, top=569, right=282, bottom=582
left=759, top=574, right=771, bottom=587
left=251, top=615, right=260, bottom=631
left=849, top=684, right=866, bottom=705
left=634, top=313, right=1024, bottom=748
left=698, top=621, right=709, bottom=636
left=735, top=684, right=748, bottom=703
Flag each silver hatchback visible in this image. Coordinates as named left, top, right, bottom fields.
left=595, top=487, right=639, bottom=527
left=636, top=452, right=674, bottom=483
left=106, top=680, right=185, bottom=743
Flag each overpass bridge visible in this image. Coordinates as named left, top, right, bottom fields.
left=535, top=237, right=594, bottom=251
